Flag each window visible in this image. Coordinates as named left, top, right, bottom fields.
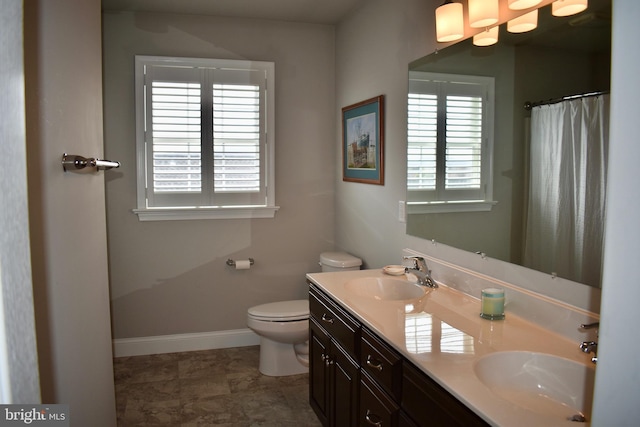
left=407, top=71, right=495, bottom=213
left=134, top=56, right=278, bottom=221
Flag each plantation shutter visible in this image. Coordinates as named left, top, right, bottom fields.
left=445, top=90, right=483, bottom=191
left=211, top=68, right=266, bottom=206
left=407, top=91, right=438, bottom=191
left=145, top=65, right=203, bottom=207
left=407, top=72, right=492, bottom=204
left=142, top=64, right=267, bottom=208
left=151, top=80, right=202, bottom=194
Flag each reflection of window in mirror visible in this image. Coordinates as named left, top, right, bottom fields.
left=405, top=313, right=474, bottom=355
left=407, top=71, right=496, bottom=214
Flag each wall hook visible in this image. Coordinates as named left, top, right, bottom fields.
left=62, top=153, right=121, bottom=172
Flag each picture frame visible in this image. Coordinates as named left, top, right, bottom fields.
left=342, top=95, right=385, bottom=185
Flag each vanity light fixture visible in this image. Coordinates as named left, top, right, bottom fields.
left=507, top=9, right=539, bottom=33
left=552, top=0, right=588, bottom=17
left=469, top=0, right=499, bottom=28
left=473, top=26, right=499, bottom=46
left=508, top=0, right=543, bottom=10
left=436, top=0, right=464, bottom=42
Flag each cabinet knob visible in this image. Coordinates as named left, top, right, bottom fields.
left=366, top=355, right=384, bottom=372
left=365, top=409, right=383, bottom=426
left=321, top=353, right=333, bottom=367
left=321, top=313, right=334, bottom=324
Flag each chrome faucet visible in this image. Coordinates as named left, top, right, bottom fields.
left=580, top=322, right=599, bottom=364
left=403, top=256, right=438, bottom=288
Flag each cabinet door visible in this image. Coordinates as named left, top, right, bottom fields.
left=331, top=344, right=359, bottom=427
left=398, top=411, right=419, bottom=427
left=361, top=328, right=402, bottom=401
left=310, top=319, right=330, bottom=426
left=360, top=373, right=399, bottom=427
left=310, top=284, right=360, bottom=359
left=402, top=362, right=489, bottom=427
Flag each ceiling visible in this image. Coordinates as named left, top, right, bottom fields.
left=101, top=0, right=365, bottom=25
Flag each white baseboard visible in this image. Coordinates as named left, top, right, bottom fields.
left=112, top=328, right=260, bottom=358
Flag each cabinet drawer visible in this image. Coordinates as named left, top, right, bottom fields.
left=309, top=284, right=360, bottom=359
left=360, top=373, right=400, bottom=427
left=402, top=362, right=490, bottom=427
left=361, top=327, right=402, bottom=401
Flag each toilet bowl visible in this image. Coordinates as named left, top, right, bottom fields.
left=247, top=300, right=310, bottom=376
left=247, top=251, right=362, bottom=376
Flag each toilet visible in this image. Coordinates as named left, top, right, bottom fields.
left=247, top=251, right=362, bottom=376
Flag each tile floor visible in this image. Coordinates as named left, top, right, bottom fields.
left=113, top=345, right=322, bottom=426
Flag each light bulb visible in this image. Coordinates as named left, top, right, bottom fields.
left=508, top=0, right=543, bottom=10
left=469, top=0, right=499, bottom=28
left=436, top=1, right=464, bottom=42
left=473, top=27, right=499, bottom=46
left=507, top=10, right=538, bottom=33
left=552, top=0, right=588, bottom=17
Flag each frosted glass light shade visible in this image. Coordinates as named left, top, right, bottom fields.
left=508, top=0, right=543, bottom=10
left=469, top=0, right=499, bottom=28
left=507, top=10, right=538, bottom=33
left=552, top=0, right=588, bottom=17
left=473, top=26, right=499, bottom=46
left=436, top=1, right=464, bottom=42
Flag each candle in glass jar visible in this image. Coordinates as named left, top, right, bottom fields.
left=480, top=288, right=505, bottom=320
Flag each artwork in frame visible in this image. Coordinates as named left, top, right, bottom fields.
left=342, top=95, right=385, bottom=185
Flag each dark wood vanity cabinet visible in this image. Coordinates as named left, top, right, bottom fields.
left=309, top=285, right=360, bottom=427
left=309, top=283, right=490, bottom=427
left=402, top=362, right=489, bottom=427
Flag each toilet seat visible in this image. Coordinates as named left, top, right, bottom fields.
left=248, top=300, right=309, bottom=322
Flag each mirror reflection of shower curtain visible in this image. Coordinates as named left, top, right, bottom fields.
left=524, top=94, right=609, bottom=286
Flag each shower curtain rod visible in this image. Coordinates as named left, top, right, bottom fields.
left=524, top=90, right=609, bottom=110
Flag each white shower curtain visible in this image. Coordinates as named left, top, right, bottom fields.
left=523, top=94, right=609, bottom=286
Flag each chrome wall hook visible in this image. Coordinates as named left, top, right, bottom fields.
left=62, top=153, right=121, bottom=172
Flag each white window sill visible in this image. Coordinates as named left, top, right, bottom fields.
left=133, top=206, right=280, bottom=221
left=406, top=200, right=497, bottom=214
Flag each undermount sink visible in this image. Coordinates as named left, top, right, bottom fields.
left=474, top=351, right=595, bottom=422
left=344, top=276, right=427, bottom=301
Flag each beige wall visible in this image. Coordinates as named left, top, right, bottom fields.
left=24, top=0, right=116, bottom=423
left=334, top=0, right=434, bottom=269
left=102, top=11, right=336, bottom=339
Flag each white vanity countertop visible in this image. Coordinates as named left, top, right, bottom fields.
left=306, top=268, right=595, bottom=427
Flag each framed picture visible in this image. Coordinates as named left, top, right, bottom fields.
left=342, top=95, right=385, bottom=185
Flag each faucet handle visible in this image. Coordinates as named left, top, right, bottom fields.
left=580, top=341, right=599, bottom=364
left=403, top=255, right=425, bottom=270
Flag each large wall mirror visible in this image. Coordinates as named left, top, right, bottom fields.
left=406, top=0, right=611, bottom=288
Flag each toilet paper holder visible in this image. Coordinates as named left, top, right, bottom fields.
left=226, top=258, right=254, bottom=267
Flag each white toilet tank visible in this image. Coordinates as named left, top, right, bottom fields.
left=319, top=251, right=362, bottom=272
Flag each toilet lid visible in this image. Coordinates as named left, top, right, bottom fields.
left=320, top=251, right=362, bottom=268
left=248, top=300, right=309, bottom=321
